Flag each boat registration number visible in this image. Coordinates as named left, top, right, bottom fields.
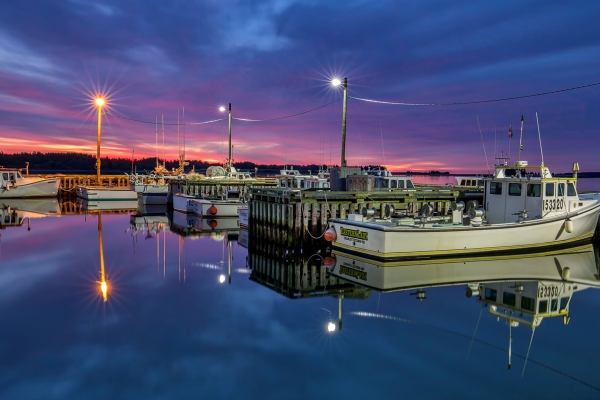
left=538, top=286, right=560, bottom=297
left=544, top=198, right=564, bottom=211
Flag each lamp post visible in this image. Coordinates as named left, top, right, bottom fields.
left=220, top=104, right=232, bottom=171
left=95, top=97, right=105, bottom=185
left=332, top=78, right=348, bottom=167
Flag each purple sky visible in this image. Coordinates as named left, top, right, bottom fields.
left=1, top=0, right=599, bottom=173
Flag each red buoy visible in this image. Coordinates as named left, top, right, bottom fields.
left=323, top=256, right=336, bottom=270
left=208, top=205, right=218, bottom=215
left=209, top=219, right=218, bottom=229
left=324, top=227, right=337, bottom=241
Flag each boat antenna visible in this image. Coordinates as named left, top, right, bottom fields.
left=380, top=122, right=386, bottom=169
left=494, top=122, right=497, bottom=159
left=177, top=108, right=180, bottom=165
left=155, top=116, right=158, bottom=169
left=508, top=123, right=513, bottom=161
left=162, top=114, right=165, bottom=167
left=521, top=326, right=536, bottom=377
left=508, top=311, right=513, bottom=370
left=518, top=114, right=524, bottom=162
left=466, top=303, right=484, bottom=360
left=536, top=112, right=544, bottom=166
left=358, top=125, right=365, bottom=169
left=477, top=116, right=490, bottom=174
left=131, top=149, right=134, bottom=175
left=221, top=121, right=224, bottom=166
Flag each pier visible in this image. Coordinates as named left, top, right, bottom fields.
left=248, top=186, right=459, bottom=247
left=55, top=174, right=130, bottom=193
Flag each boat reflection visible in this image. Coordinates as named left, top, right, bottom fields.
left=328, top=245, right=600, bottom=368
left=168, top=211, right=239, bottom=241
left=0, top=198, right=60, bottom=230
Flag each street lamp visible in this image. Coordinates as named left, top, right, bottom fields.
left=220, top=103, right=232, bottom=171
left=332, top=78, right=348, bottom=167
left=95, top=96, right=105, bottom=185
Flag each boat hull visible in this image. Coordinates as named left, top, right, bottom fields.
left=329, top=245, right=598, bottom=291
left=0, top=178, right=60, bottom=198
left=76, top=185, right=137, bottom=201
left=193, top=199, right=243, bottom=217
left=329, top=204, right=600, bottom=261
left=172, top=194, right=196, bottom=213
left=238, top=206, right=249, bottom=229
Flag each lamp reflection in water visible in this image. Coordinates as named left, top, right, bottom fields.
left=96, top=213, right=108, bottom=302
left=218, top=238, right=232, bottom=284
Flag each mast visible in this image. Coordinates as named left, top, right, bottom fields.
left=228, top=103, right=232, bottom=171
left=518, top=115, right=524, bottom=162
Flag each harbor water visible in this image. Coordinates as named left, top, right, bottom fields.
left=1, top=198, right=600, bottom=399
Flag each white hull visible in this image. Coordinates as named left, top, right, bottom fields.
left=329, top=245, right=598, bottom=291
left=172, top=194, right=196, bottom=213
left=137, top=191, right=168, bottom=205
left=0, top=198, right=60, bottom=215
left=76, top=185, right=137, bottom=201
left=76, top=198, right=138, bottom=211
left=329, top=204, right=600, bottom=261
left=0, top=178, right=60, bottom=198
left=238, top=206, right=249, bottom=229
left=192, top=199, right=243, bottom=217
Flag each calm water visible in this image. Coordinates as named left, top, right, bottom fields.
left=1, top=203, right=600, bottom=399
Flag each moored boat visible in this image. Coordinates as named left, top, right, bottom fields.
left=0, top=168, right=60, bottom=198
left=325, top=161, right=600, bottom=261
left=238, top=206, right=248, bottom=229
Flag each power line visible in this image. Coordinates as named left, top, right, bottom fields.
left=233, top=98, right=341, bottom=122
left=349, top=81, right=600, bottom=106
left=103, top=111, right=225, bottom=125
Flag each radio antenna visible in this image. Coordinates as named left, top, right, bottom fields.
left=477, top=116, right=490, bottom=174
left=535, top=112, right=544, bottom=166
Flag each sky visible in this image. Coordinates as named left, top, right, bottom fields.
left=1, top=0, right=599, bottom=173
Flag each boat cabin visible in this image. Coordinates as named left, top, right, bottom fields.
left=346, top=168, right=415, bottom=191
left=483, top=161, right=582, bottom=224
left=476, top=279, right=576, bottom=327
left=277, top=168, right=330, bottom=190
left=455, top=176, right=484, bottom=187
left=0, top=168, right=23, bottom=189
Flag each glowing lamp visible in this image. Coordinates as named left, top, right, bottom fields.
left=331, top=78, right=341, bottom=87
left=327, top=322, right=336, bottom=332
left=95, top=97, right=105, bottom=107
left=219, top=106, right=226, bottom=112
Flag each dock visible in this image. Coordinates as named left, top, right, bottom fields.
left=248, top=186, right=459, bottom=247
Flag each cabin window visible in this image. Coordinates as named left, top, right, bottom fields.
left=484, top=288, right=497, bottom=301
left=407, top=180, right=414, bottom=188
left=381, top=180, right=389, bottom=188
left=508, top=183, right=522, bottom=196
left=460, top=180, right=466, bottom=185
left=477, top=180, right=483, bottom=186
left=300, top=180, right=305, bottom=189
left=545, top=183, right=555, bottom=196
left=490, top=182, right=502, bottom=195
left=502, top=292, right=516, bottom=307
left=567, top=183, right=577, bottom=197
left=560, top=297, right=569, bottom=311
left=391, top=180, right=397, bottom=188
left=526, top=184, right=541, bottom=197
left=399, top=180, right=405, bottom=189
left=1, top=173, right=7, bottom=180
left=538, top=300, right=548, bottom=313
left=551, top=299, right=558, bottom=312
left=558, top=183, right=565, bottom=197
left=521, top=296, right=535, bottom=312
left=324, top=183, right=329, bottom=188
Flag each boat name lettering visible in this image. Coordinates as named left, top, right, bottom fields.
left=339, top=265, right=367, bottom=281
left=340, top=227, right=369, bottom=241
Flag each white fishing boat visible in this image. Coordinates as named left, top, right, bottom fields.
left=325, top=161, right=600, bottom=261
left=128, top=173, right=171, bottom=205
left=238, top=205, right=249, bottom=229
left=0, top=168, right=60, bottom=198
left=277, top=167, right=330, bottom=189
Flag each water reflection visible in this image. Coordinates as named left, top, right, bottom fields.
left=327, top=244, right=600, bottom=374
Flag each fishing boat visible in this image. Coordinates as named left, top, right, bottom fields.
left=277, top=167, right=330, bottom=190
left=325, top=161, right=600, bottom=261
left=0, top=198, right=60, bottom=229
left=0, top=168, right=60, bottom=198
